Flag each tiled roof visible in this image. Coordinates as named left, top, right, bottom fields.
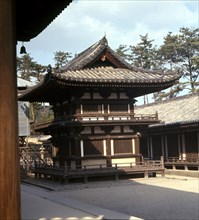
left=55, top=66, right=179, bottom=84
left=61, top=37, right=132, bottom=71
left=135, top=93, right=199, bottom=124
left=18, top=37, right=181, bottom=102
left=59, top=36, right=181, bottom=84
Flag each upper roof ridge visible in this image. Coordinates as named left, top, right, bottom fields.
left=99, top=36, right=108, bottom=45
left=60, top=36, right=180, bottom=80
left=61, top=36, right=108, bottom=71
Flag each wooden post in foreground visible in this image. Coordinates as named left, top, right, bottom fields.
left=0, top=0, right=21, bottom=219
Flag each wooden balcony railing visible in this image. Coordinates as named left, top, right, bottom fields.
left=164, top=156, right=199, bottom=170
left=34, top=112, right=159, bottom=130
left=55, top=112, right=158, bottom=122
left=32, top=158, right=165, bottom=183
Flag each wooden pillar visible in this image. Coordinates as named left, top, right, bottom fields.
left=178, top=134, right=182, bottom=159
left=164, top=135, right=168, bottom=159
left=0, top=0, right=21, bottom=219
left=197, top=132, right=199, bottom=158
left=181, top=133, right=186, bottom=160
left=161, top=135, right=165, bottom=158
left=149, top=137, right=153, bottom=159
left=129, top=103, right=134, bottom=119
left=147, top=136, right=150, bottom=158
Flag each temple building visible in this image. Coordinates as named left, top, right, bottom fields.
left=135, top=93, right=199, bottom=161
left=19, top=37, right=181, bottom=169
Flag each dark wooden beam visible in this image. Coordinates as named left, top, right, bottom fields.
left=0, top=0, right=21, bottom=219
left=16, top=0, right=73, bottom=41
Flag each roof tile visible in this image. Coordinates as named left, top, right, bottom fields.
left=135, top=93, right=199, bottom=123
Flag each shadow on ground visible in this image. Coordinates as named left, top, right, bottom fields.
left=21, top=176, right=199, bottom=220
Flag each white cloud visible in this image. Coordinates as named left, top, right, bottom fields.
left=17, top=0, right=198, bottom=65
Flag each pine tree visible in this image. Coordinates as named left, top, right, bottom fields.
left=17, top=54, right=46, bottom=82
left=128, top=34, right=161, bottom=104
left=115, top=44, right=130, bottom=61
left=54, top=50, right=72, bottom=69
left=159, top=27, right=199, bottom=94
left=128, top=34, right=160, bottom=70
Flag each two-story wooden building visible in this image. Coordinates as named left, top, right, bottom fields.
left=19, top=37, right=181, bottom=169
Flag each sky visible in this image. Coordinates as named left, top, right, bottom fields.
left=16, top=0, right=199, bottom=67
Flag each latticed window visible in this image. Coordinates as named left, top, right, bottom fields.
left=83, top=104, right=102, bottom=113
left=114, top=138, right=132, bottom=154
left=84, top=139, right=104, bottom=156
left=109, top=104, right=128, bottom=112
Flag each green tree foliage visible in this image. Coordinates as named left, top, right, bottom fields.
left=115, top=28, right=199, bottom=102
left=159, top=27, right=199, bottom=93
left=115, top=44, right=130, bottom=60
left=17, top=54, right=46, bottom=82
left=17, top=54, right=50, bottom=126
left=129, top=34, right=161, bottom=104
left=17, top=51, right=73, bottom=126
left=128, top=34, right=160, bottom=70
left=54, top=50, right=72, bottom=69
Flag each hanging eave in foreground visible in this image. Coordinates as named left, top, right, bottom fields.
left=16, top=0, right=73, bottom=41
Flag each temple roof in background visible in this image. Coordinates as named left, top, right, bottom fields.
left=135, top=93, right=199, bottom=127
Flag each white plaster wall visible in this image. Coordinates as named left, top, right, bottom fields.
left=93, top=92, right=102, bottom=99
left=82, top=159, right=107, bottom=168
left=120, top=92, right=128, bottom=99
left=111, top=158, right=136, bottom=167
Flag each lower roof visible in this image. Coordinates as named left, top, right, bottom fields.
left=18, top=67, right=181, bottom=102
left=135, top=93, right=199, bottom=126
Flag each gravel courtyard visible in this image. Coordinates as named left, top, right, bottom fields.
left=53, top=175, right=199, bottom=220
left=22, top=175, right=199, bottom=220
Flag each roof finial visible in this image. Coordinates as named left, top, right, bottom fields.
left=101, top=32, right=108, bottom=45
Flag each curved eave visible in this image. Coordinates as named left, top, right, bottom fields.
left=56, top=77, right=179, bottom=89
left=18, top=73, right=56, bottom=102
left=61, top=40, right=107, bottom=71
left=34, top=119, right=161, bottom=133
left=55, top=68, right=181, bottom=92
left=16, top=0, right=73, bottom=41
left=59, top=66, right=182, bottom=84
left=18, top=75, right=180, bottom=103
left=148, top=120, right=199, bottom=130
left=56, top=75, right=180, bottom=85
